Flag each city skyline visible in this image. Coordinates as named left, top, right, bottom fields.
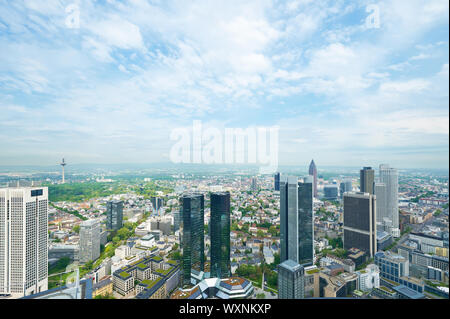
left=0, top=0, right=448, bottom=169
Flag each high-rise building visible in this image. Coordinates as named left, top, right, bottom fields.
left=374, top=182, right=387, bottom=229
left=274, top=172, right=281, bottom=191
left=250, top=177, right=258, bottom=191
left=280, top=176, right=314, bottom=266
left=278, top=260, right=305, bottom=299
left=0, top=187, right=48, bottom=298
left=360, top=167, right=375, bottom=195
left=210, top=192, right=231, bottom=279
left=180, top=193, right=205, bottom=285
left=106, top=200, right=123, bottom=231
left=151, top=197, right=164, bottom=216
left=339, top=179, right=352, bottom=199
left=379, top=164, right=400, bottom=237
left=79, top=219, right=101, bottom=264
left=308, top=160, right=318, bottom=198
left=323, top=185, right=339, bottom=200
left=343, top=192, right=377, bottom=258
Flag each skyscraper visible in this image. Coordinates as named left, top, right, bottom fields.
left=278, top=260, right=305, bottom=299
left=374, top=182, right=387, bottom=229
left=343, top=192, right=377, bottom=258
left=106, top=200, right=123, bottom=231
left=210, top=192, right=231, bottom=279
left=308, top=160, right=318, bottom=198
left=180, top=193, right=205, bottom=285
left=250, top=177, right=258, bottom=191
left=151, top=197, right=164, bottom=216
left=360, top=167, right=375, bottom=195
left=280, top=176, right=314, bottom=266
left=0, top=187, right=48, bottom=298
left=379, top=164, right=400, bottom=237
left=324, top=185, right=339, bottom=200
left=274, top=172, right=281, bottom=191
left=340, top=179, right=353, bottom=199
left=79, top=219, right=101, bottom=264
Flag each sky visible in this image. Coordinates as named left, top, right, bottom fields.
left=0, top=0, right=448, bottom=169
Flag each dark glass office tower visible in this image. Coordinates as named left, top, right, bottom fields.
left=106, top=200, right=123, bottom=231
left=280, top=176, right=314, bottom=266
left=298, top=177, right=314, bottom=266
left=180, top=193, right=205, bottom=285
left=274, top=172, right=281, bottom=191
left=210, top=192, right=231, bottom=279
left=278, top=260, right=305, bottom=299
left=343, top=192, right=377, bottom=257
left=360, top=167, right=375, bottom=195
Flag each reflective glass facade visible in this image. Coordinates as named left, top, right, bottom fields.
left=106, top=200, right=123, bottom=231
left=210, top=192, right=231, bottom=279
left=280, top=176, right=314, bottom=266
left=181, top=193, right=205, bottom=285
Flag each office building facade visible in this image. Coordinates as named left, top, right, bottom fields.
left=379, top=164, right=399, bottom=237
left=278, top=260, right=305, bottom=299
left=180, top=193, right=205, bottom=285
left=0, top=187, right=48, bottom=298
left=339, top=179, right=352, bottom=199
left=308, top=160, right=318, bottom=198
left=360, top=167, right=375, bottom=194
left=280, top=176, right=314, bottom=266
left=324, top=185, right=339, bottom=200
left=210, top=192, right=231, bottom=279
left=274, top=172, right=281, bottom=191
left=79, top=219, right=101, bottom=264
left=106, top=200, right=123, bottom=231
left=343, top=192, right=377, bottom=257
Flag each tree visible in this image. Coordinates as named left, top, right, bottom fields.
left=72, top=225, right=80, bottom=234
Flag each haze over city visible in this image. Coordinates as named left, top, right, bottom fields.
left=0, top=0, right=448, bottom=169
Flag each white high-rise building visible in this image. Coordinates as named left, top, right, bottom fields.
left=379, top=164, right=400, bottom=237
left=356, top=264, right=380, bottom=292
left=79, top=219, right=101, bottom=264
left=374, top=182, right=387, bottom=227
left=0, top=187, right=48, bottom=298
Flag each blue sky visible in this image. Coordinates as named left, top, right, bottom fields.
left=0, top=0, right=448, bottom=169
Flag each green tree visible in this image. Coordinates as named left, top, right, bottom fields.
left=72, top=225, right=80, bottom=234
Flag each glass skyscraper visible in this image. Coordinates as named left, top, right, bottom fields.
left=180, top=193, right=205, bottom=285
left=308, top=160, right=318, bottom=198
left=106, top=200, right=123, bottom=231
left=280, top=176, right=314, bottom=266
left=343, top=192, right=377, bottom=257
left=360, top=167, right=375, bottom=195
left=379, top=164, right=399, bottom=237
left=210, top=192, right=231, bottom=279
left=274, top=172, right=281, bottom=191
